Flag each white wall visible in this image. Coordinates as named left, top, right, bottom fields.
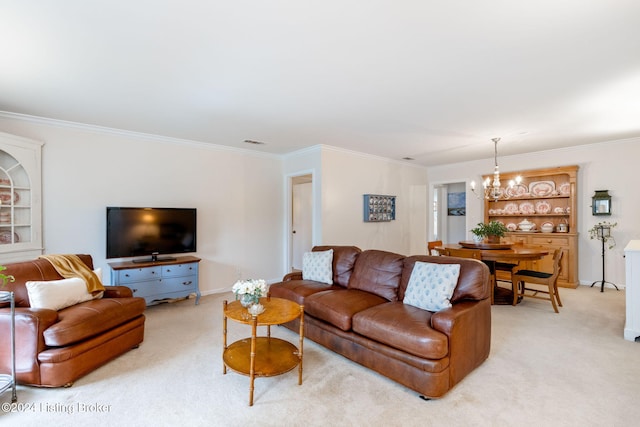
left=320, top=146, right=428, bottom=255
left=283, top=145, right=429, bottom=263
left=427, top=138, right=640, bottom=287
left=0, top=116, right=285, bottom=294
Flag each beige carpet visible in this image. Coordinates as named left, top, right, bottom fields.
left=2, top=286, right=639, bottom=427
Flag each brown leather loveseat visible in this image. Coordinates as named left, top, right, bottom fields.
left=269, top=245, right=492, bottom=398
left=0, top=255, right=146, bottom=387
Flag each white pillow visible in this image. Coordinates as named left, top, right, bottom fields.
left=403, top=261, right=460, bottom=312
left=302, top=249, right=334, bottom=284
left=26, top=277, right=95, bottom=311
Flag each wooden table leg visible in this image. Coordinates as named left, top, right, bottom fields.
left=222, top=300, right=227, bottom=375
left=249, top=314, right=258, bottom=406
left=298, top=306, right=304, bottom=385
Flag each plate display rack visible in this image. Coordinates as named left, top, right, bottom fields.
left=482, top=165, right=579, bottom=288
left=363, top=194, right=396, bottom=222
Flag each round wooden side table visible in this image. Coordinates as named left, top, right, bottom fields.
left=222, top=297, right=304, bottom=406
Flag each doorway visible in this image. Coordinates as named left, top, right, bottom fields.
left=290, top=174, right=313, bottom=270
left=432, top=182, right=467, bottom=244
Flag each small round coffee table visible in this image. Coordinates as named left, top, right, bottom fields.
left=222, top=297, right=304, bottom=406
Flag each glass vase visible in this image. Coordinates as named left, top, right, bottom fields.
left=239, top=293, right=255, bottom=308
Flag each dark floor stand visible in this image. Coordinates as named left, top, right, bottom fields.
left=591, top=236, right=619, bottom=292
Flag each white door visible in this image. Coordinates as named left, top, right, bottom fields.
left=292, top=180, right=312, bottom=270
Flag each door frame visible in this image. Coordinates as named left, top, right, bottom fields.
left=284, top=169, right=317, bottom=273
left=429, top=179, right=478, bottom=243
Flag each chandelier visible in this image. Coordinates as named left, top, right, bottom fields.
left=470, top=138, right=521, bottom=201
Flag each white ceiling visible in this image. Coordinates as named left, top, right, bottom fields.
left=2, top=1, right=639, bottom=166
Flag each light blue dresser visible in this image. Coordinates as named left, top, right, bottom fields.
left=109, top=256, right=201, bottom=306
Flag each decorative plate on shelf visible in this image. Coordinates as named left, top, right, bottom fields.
left=519, top=201, right=535, bottom=214
left=0, top=211, right=11, bottom=223
left=535, top=200, right=551, bottom=214
left=0, top=190, right=18, bottom=204
left=506, top=222, right=518, bottom=231
left=0, top=230, right=19, bottom=244
left=505, top=183, right=528, bottom=198
left=504, top=202, right=519, bottom=214
left=529, top=181, right=555, bottom=197
left=558, top=182, right=570, bottom=196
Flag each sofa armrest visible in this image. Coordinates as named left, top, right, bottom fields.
left=430, top=299, right=491, bottom=386
left=103, top=286, right=134, bottom=298
left=283, top=271, right=303, bottom=281
left=0, top=307, right=58, bottom=378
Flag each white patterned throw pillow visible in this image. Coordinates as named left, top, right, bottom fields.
left=403, top=261, right=460, bottom=312
left=302, top=249, right=334, bottom=284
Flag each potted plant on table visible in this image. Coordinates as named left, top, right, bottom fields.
left=471, top=221, right=509, bottom=244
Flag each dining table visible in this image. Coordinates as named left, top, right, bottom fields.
left=435, top=242, right=550, bottom=305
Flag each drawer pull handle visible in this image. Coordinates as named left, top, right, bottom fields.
left=183, top=281, right=192, bottom=286
left=167, top=269, right=171, bottom=273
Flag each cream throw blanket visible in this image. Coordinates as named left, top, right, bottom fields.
left=39, top=254, right=105, bottom=296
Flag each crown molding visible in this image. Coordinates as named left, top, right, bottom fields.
left=0, top=111, right=280, bottom=159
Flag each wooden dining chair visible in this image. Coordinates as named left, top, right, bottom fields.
left=512, top=249, right=564, bottom=313
left=427, top=240, right=443, bottom=255
left=494, top=241, right=523, bottom=293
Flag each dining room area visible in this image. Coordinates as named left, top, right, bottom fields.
left=431, top=164, right=580, bottom=313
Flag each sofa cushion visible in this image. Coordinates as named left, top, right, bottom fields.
left=304, top=289, right=387, bottom=331
left=352, top=302, right=449, bottom=359
left=302, top=249, right=334, bottom=284
left=26, top=278, right=95, bottom=311
left=43, top=297, right=146, bottom=347
left=347, top=250, right=405, bottom=301
left=403, top=261, right=460, bottom=312
left=269, top=280, right=341, bottom=306
left=313, top=245, right=361, bottom=287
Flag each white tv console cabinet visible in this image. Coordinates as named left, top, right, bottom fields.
left=624, top=241, right=640, bottom=342
left=109, top=256, right=201, bottom=306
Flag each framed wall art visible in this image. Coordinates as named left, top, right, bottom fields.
left=363, top=194, right=396, bottom=222
left=447, top=192, right=466, bottom=216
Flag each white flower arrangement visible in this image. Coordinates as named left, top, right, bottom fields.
left=232, top=279, right=268, bottom=305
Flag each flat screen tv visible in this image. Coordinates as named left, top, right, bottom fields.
left=106, top=207, right=196, bottom=262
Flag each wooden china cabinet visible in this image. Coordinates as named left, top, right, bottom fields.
left=483, top=165, right=579, bottom=288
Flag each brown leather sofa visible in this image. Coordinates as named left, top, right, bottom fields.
left=269, top=245, right=492, bottom=398
left=0, top=255, right=146, bottom=387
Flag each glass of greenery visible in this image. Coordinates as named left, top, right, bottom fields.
left=0, top=265, right=15, bottom=287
